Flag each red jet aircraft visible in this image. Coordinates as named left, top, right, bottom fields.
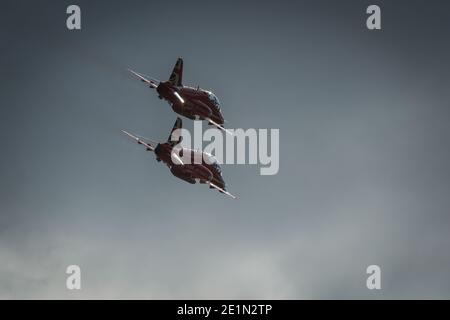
left=128, top=58, right=231, bottom=134
left=122, top=117, right=236, bottom=199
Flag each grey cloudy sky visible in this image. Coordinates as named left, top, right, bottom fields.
left=1, top=0, right=450, bottom=299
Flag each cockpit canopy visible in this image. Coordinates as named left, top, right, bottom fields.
left=211, top=161, right=222, bottom=173
left=206, top=91, right=220, bottom=107
left=204, top=152, right=221, bottom=172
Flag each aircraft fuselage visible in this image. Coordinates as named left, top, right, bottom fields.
left=156, top=82, right=225, bottom=125
left=154, top=142, right=226, bottom=190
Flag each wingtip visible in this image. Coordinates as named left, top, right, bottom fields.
left=127, top=68, right=138, bottom=77
left=127, top=68, right=140, bottom=76
left=223, top=188, right=237, bottom=199
left=121, top=129, right=136, bottom=140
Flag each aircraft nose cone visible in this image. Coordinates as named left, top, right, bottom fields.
left=218, top=110, right=225, bottom=123
left=215, top=175, right=226, bottom=188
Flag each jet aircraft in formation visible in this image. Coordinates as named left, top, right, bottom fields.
left=123, top=58, right=235, bottom=198
left=122, top=118, right=236, bottom=199
left=128, top=58, right=231, bottom=134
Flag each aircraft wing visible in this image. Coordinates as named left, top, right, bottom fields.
left=207, top=118, right=233, bottom=136
left=122, top=130, right=155, bottom=151
left=127, top=69, right=158, bottom=88
left=207, top=181, right=237, bottom=199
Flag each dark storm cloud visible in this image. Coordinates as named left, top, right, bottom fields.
left=1, top=0, right=450, bottom=298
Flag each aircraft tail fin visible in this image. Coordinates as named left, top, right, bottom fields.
left=168, top=58, right=183, bottom=86
left=168, top=117, right=183, bottom=145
